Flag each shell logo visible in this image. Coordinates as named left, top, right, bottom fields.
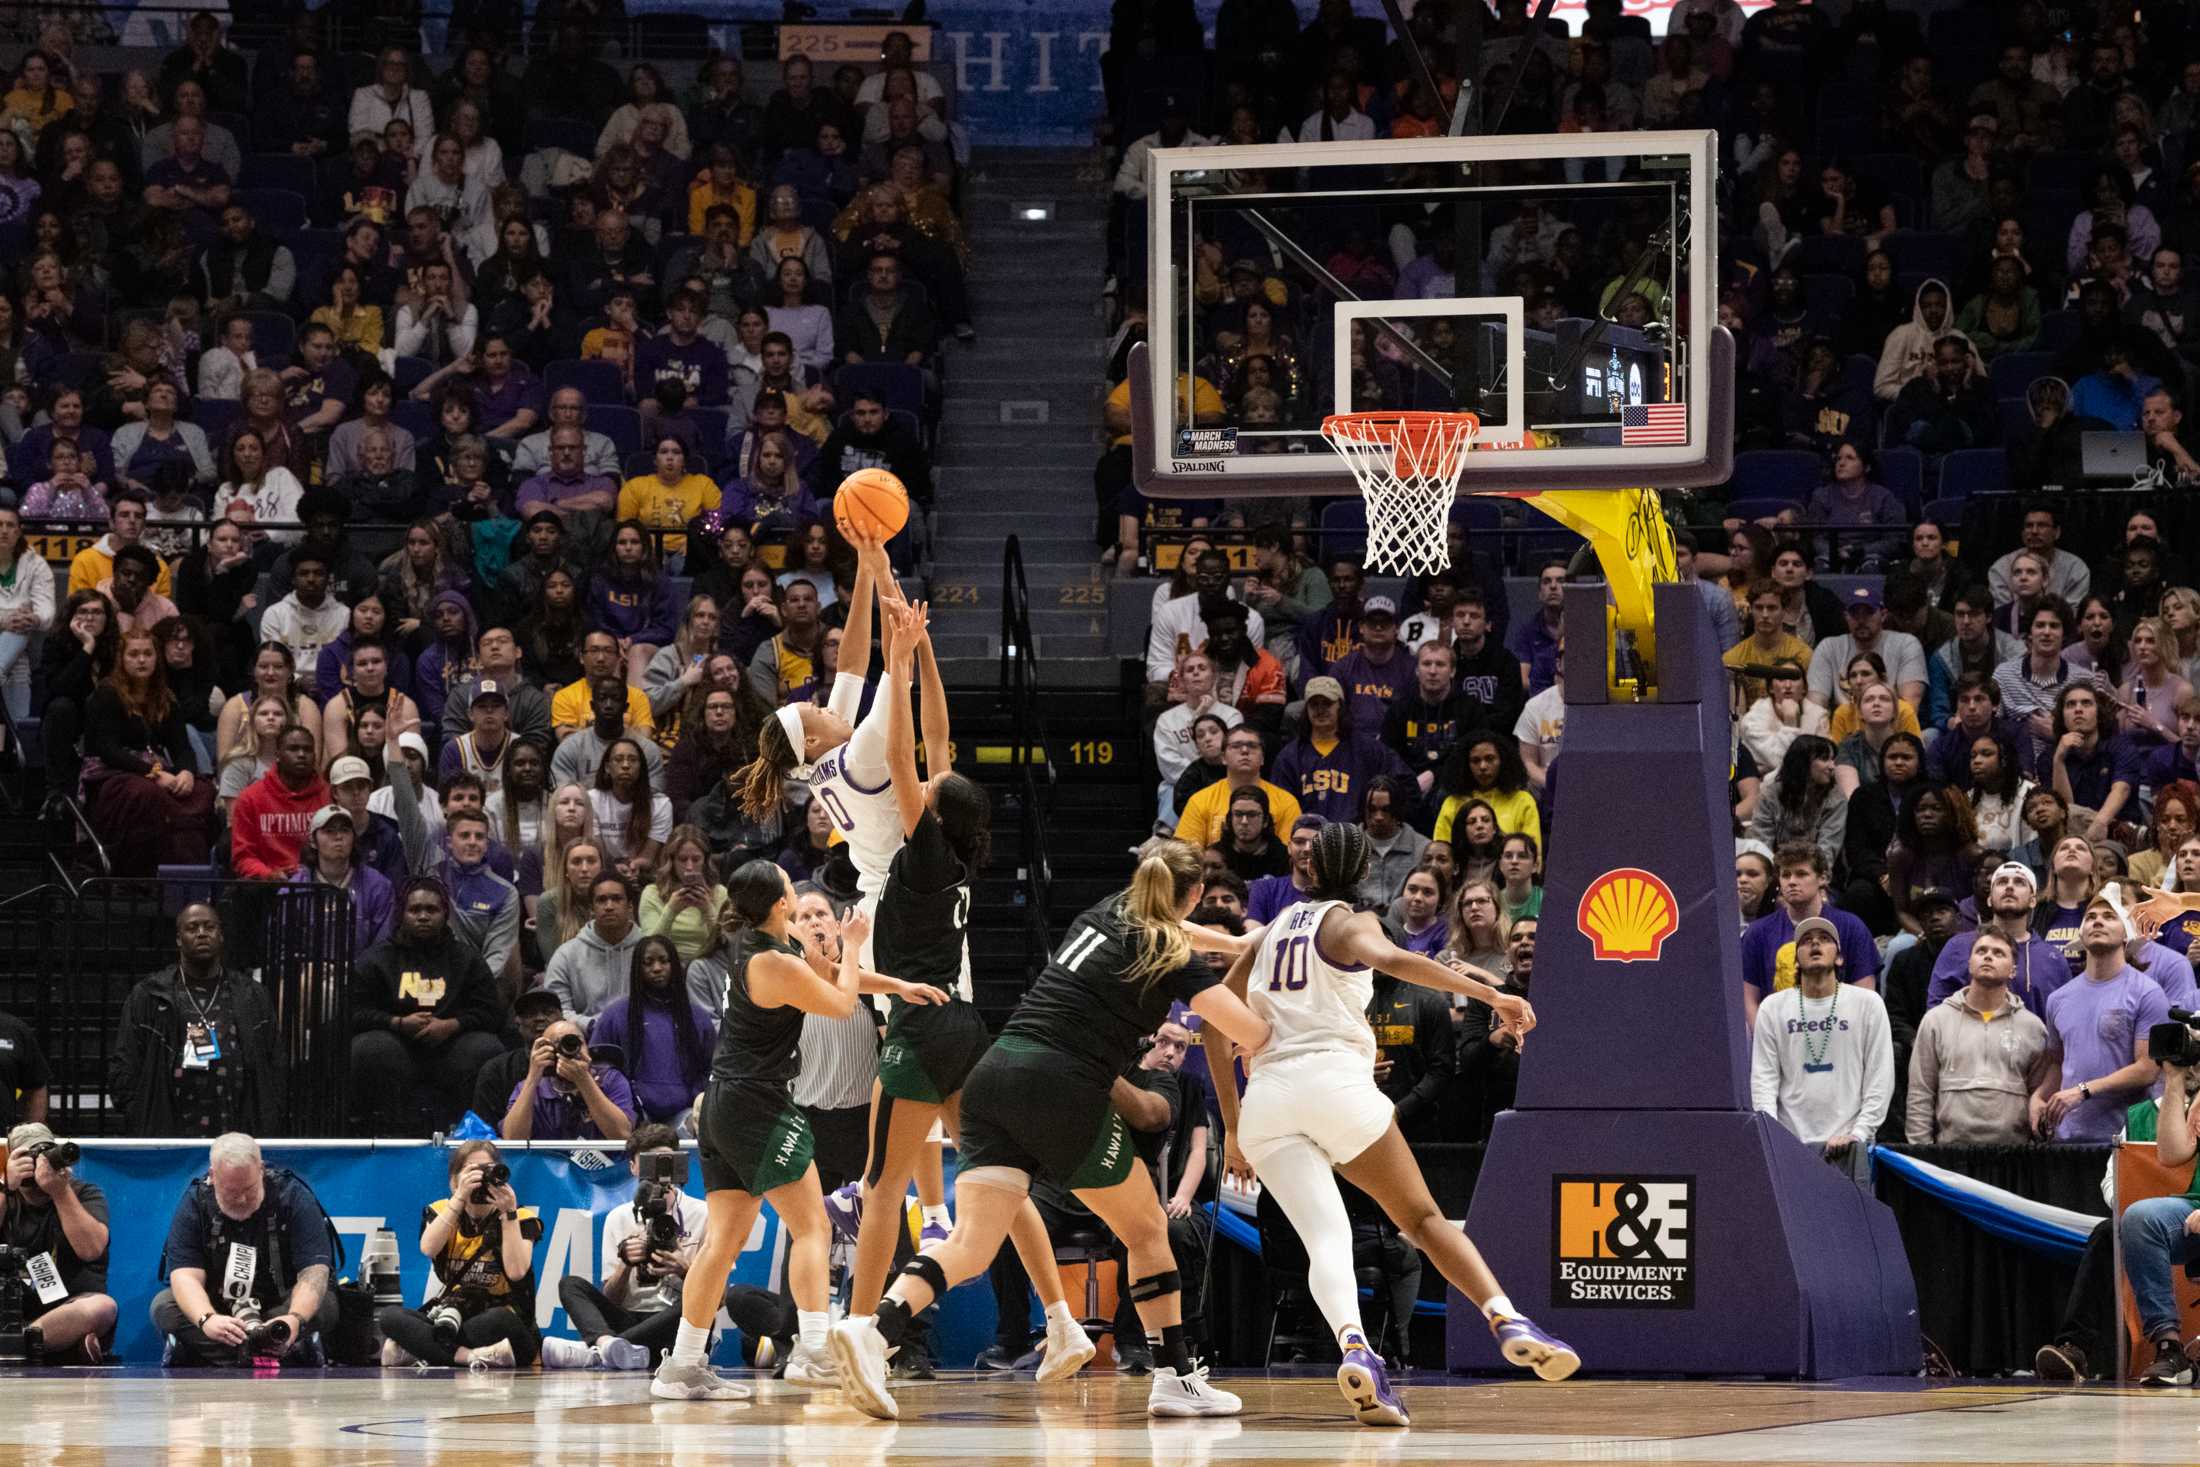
left=1575, top=867, right=1680, bottom=963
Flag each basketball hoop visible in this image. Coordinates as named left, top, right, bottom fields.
left=1319, top=411, right=1480, bottom=575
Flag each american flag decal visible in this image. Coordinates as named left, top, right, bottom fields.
left=1621, top=403, right=1689, bottom=445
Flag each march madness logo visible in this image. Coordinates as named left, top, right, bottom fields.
left=1552, top=1175, right=1695, bottom=1308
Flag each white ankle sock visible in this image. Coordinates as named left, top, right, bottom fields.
left=797, top=1310, right=830, bottom=1354
left=1480, top=1294, right=1517, bottom=1322
left=671, top=1319, right=711, bottom=1366
left=921, top=1203, right=952, bottom=1232
left=1044, top=1299, right=1077, bottom=1329
left=1337, top=1323, right=1371, bottom=1352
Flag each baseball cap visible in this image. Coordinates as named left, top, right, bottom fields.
left=1361, top=594, right=1399, bottom=620
left=1845, top=585, right=1883, bottom=612
left=472, top=678, right=509, bottom=705
left=397, top=730, right=430, bottom=761
left=1204, top=599, right=1249, bottom=626
left=1227, top=257, right=1261, bottom=277
left=1792, top=915, right=1840, bottom=945
left=6, top=1122, right=56, bottom=1152
left=513, top=989, right=563, bottom=1020
left=308, top=804, right=354, bottom=836
left=327, top=755, right=373, bottom=787
left=1989, top=860, right=2038, bottom=895
left=1304, top=675, right=1345, bottom=703
left=1911, top=888, right=1959, bottom=913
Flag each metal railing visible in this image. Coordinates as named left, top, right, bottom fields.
left=0, top=877, right=355, bottom=1137
left=998, top=533, right=1055, bottom=970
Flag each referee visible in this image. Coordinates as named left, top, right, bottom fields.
left=793, top=881, right=880, bottom=1191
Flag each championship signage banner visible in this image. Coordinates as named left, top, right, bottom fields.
left=1551, top=1175, right=1695, bottom=1309
left=70, top=1142, right=994, bottom=1365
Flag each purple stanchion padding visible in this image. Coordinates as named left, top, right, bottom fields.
left=1451, top=581, right=1919, bottom=1377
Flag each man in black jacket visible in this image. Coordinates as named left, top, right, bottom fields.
left=836, top=252, right=937, bottom=369
left=1382, top=639, right=1471, bottom=807
left=1880, top=888, right=1966, bottom=1137
left=1367, top=949, right=1458, bottom=1145
left=808, top=390, right=934, bottom=505
left=348, top=878, right=510, bottom=1136
left=109, top=905, right=282, bottom=1138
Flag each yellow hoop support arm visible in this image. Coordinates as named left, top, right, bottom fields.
left=1513, top=487, right=1675, bottom=698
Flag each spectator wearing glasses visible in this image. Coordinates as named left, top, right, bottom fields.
left=1173, top=725, right=1302, bottom=849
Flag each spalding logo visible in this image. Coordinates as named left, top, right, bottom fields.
left=1576, top=868, right=1679, bottom=963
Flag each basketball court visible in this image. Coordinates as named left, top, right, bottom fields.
left=3, top=1367, right=2194, bottom=1465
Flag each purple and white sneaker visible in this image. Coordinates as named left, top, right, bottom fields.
left=1491, top=1314, right=1580, bottom=1381
left=919, top=1215, right=951, bottom=1248
left=824, top=1181, right=865, bottom=1243
left=1337, top=1344, right=1409, bottom=1426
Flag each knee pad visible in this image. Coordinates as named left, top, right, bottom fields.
left=1127, top=1269, right=1183, bottom=1303
left=899, top=1252, right=947, bottom=1298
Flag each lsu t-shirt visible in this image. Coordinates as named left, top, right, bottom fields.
left=1740, top=905, right=1882, bottom=995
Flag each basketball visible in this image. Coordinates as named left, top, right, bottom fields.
left=835, top=468, right=910, bottom=540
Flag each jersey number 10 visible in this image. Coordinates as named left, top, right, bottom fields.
left=1268, top=933, right=1311, bottom=991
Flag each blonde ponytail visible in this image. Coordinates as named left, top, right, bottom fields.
left=1122, top=839, right=1202, bottom=987
left=736, top=714, right=798, bottom=821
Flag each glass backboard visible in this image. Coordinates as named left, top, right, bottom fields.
left=1129, top=128, right=1728, bottom=499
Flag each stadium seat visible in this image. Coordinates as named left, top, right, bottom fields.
left=1803, top=273, right=1856, bottom=321
left=2034, top=310, right=2079, bottom=353
left=50, top=351, right=107, bottom=389
left=546, top=358, right=625, bottom=403
left=1997, top=397, right=2036, bottom=446
left=1857, top=154, right=1924, bottom=206
left=391, top=355, right=433, bottom=397
left=1726, top=497, right=1798, bottom=523
left=2027, top=152, right=2093, bottom=195
left=1923, top=496, right=1969, bottom=530
left=1728, top=449, right=1823, bottom=504
left=390, top=400, right=433, bottom=440
left=1844, top=353, right=1879, bottom=399
left=524, top=116, right=598, bottom=157
left=1988, top=351, right=2056, bottom=401
left=589, top=404, right=643, bottom=456
left=832, top=362, right=925, bottom=419
left=1937, top=447, right=2010, bottom=500
left=239, top=154, right=317, bottom=196
left=1876, top=446, right=1924, bottom=513
left=1883, top=231, right=1962, bottom=282
left=235, top=188, right=308, bottom=238
left=242, top=310, right=296, bottom=364
left=1789, top=234, right=1865, bottom=278
left=192, top=397, right=238, bottom=439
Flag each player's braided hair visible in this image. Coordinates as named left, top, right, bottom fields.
left=1305, top=820, right=1371, bottom=903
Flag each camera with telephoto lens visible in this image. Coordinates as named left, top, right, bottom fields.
left=556, top=1033, right=585, bottom=1060
left=0, top=1244, right=42, bottom=1364
left=227, top=1292, right=293, bottom=1358
left=23, top=1140, right=79, bottom=1170
left=470, top=1162, right=511, bottom=1206
left=2149, top=1007, right=2200, bottom=1067
left=427, top=1298, right=466, bottom=1352
left=631, top=1152, right=690, bottom=1277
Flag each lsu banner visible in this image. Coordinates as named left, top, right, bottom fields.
left=74, top=1141, right=992, bottom=1365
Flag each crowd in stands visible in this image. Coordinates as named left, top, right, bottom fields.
left=0, top=11, right=978, bottom=1142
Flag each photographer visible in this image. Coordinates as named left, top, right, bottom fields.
left=2120, top=1036, right=2200, bottom=1385
left=1, top=1124, right=116, bottom=1364
left=498, top=1018, right=637, bottom=1142
left=543, top=1124, right=701, bottom=1370
left=376, top=1141, right=543, bottom=1369
left=473, top=990, right=562, bottom=1127
left=152, top=1133, right=338, bottom=1366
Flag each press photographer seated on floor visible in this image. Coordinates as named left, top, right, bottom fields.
left=152, top=1133, right=338, bottom=1367
left=377, top=1141, right=543, bottom=1370
left=1, top=1124, right=116, bottom=1365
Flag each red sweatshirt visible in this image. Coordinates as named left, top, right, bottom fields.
left=230, top=773, right=331, bottom=879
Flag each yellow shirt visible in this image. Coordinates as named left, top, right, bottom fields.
left=1174, top=777, right=1302, bottom=849
left=1827, top=699, right=1923, bottom=744
left=551, top=680, right=654, bottom=733
left=311, top=304, right=385, bottom=357
left=1433, top=787, right=1542, bottom=854
left=617, top=474, right=721, bottom=557
left=70, top=542, right=174, bottom=598
left=1107, top=373, right=1222, bottom=447
left=1722, top=633, right=1814, bottom=706
left=688, top=180, right=757, bottom=243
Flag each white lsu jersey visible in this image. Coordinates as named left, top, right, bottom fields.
left=806, top=673, right=901, bottom=895
left=1247, top=899, right=1377, bottom=1071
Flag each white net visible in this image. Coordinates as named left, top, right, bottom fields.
left=1318, top=412, right=1480, bottom=576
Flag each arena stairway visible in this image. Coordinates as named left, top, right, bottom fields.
left=927, top=147, right=1116, bottom=686
left=949, top=676, right=1155, bottom=1026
